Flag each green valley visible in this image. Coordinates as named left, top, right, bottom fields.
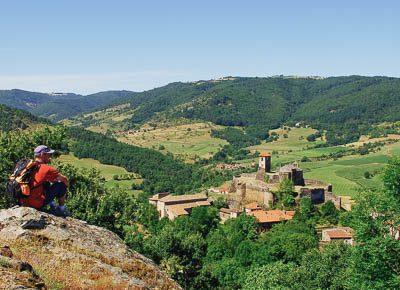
left=58, top=153, right=143, bottom=195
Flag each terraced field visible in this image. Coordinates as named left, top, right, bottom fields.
left=117, top=122, right=228, bottom=162
left=248, top=127, right=400, bottom=197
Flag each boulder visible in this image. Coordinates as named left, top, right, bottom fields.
left=0, top=206, right=181, bottom=289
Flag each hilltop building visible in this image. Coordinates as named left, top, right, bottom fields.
left=258, top=152, right=271, bottom=173
left=225, top=152, right=341, bottom=210
left=149, top=193, right=211, bottom=220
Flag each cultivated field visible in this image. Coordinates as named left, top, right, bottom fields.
left=249, top=127, right=325, bottom=153
left=117, top=122, right=228, bottom=162
left=247, top=127, right=400, bottom=197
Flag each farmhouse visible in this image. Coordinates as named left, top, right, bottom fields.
left=149, top=193, right=211, bottom=220
left=321, top=227, right=354, bottom=245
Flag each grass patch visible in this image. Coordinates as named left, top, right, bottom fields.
left=117, top=122, right=228, bottom=162
left=249, top=127, right=324, bottom=153
left=334, top=154, right=389, bottom=166
left=58, top=153, right=142, bottom=195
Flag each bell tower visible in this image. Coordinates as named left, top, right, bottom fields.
left=259, top=152, right=271, bottom=173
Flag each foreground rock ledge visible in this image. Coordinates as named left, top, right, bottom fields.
left=0, top=206, right=181, bottom=289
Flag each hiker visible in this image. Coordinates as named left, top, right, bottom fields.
left=18, top=145, right=70, bottom=217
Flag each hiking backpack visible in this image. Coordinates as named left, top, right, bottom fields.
left=6, top=159, right=38, bottom=200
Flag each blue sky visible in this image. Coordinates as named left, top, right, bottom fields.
left=0, top=0, right=398, bottom=94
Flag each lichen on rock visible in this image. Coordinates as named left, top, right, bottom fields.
left=0, top=206, right=181, bottom=289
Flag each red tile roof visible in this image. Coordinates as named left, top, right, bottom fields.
left=166, top=200, right=211, bottom=217
left=220, top=208, right=242, bottom=214
left=326, top=230, right=353, bottom=239
left=248, top=209, right=295, bottom=223
left=245, top=202, right=261, bottom=210
left=159, top=193, right=208, bottom=203
left=220, top=208, right=232, bottom=214
left=260, top=152, right=271, bottom=157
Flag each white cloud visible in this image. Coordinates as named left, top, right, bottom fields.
left=0, top=70, right=190, bottom=94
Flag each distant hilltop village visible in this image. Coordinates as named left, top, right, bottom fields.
left=48, top=92, right=69, bottom=96
left=187, top=75, right=326, bottom=85
left=187, top=75, right=326, bottom=84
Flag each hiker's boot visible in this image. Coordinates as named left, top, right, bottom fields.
left=51, top=206, right=71, bottom=218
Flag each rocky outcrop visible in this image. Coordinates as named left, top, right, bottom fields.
left=0, top=245, right=46, bottom=290
left=0, top=206, right=181, bottom=289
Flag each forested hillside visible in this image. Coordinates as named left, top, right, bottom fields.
left=66, top=127, right=232, bottom=194
left=71, top=76, right=400, bottom=146
left=0, top=89, right=135, bottom=121
left=0, top=104, right=45, bottom=131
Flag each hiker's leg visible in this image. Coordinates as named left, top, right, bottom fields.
left=58, top=194, right=66, bottom=206
left=44, top=182, right=67, bottom=206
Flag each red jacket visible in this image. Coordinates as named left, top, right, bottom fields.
left=19, top=163, right=60, bottom=209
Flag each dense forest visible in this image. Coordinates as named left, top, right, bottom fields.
left=0, top=125, right=399, bottom=289
left=72, top=76, right=400, bottom=147
left=0, top=89, right=134, bottom=121
left=0, top=104, right=46, bottom=131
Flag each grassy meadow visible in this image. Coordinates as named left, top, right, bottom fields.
left=58, top=153, right=142, bottom=195
left=117, top=122, right=228, bottom=162
left=247, top=127, right=400, bottom=198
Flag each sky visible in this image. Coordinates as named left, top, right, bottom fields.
left=0, top=0, right=398, bottom=94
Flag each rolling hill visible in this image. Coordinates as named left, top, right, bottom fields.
left=0, top=89, right=135, bottom=121
left=68, top=75, right=400, bottom=146
left=0, top=104, right=46, bottom=131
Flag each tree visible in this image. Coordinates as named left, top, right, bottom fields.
left=319, top=201, right=339, bottom=224
left=296, top=197, right=318, bottom=223
left=382, top=157, right=400, bottom=200
left=276, top=178, right=296, bottom=207
left=364, top=171, right=371, bottom=179
left=306, top=134, right=316, bottom=142
left=256, top=221, right=319, bottom=264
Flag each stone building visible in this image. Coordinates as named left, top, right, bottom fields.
left=224, top=152, right=340, bottom=209
left=149, top=193, right=211, bottom=220
left=321, top=227, right=354, bottom=245
left=247, top=208, right=295, bottom=230
left=219, top=208, right=242, bottom=222
left=148, top=192, right=170, bottom=206
left=258, top=152, right=271, bottom=173
left=264, top=162, right=304, bottom=186
left=244, top=202, right=261, bottom=213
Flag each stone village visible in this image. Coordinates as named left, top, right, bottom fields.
left=149, top=152, right=354, bottom=245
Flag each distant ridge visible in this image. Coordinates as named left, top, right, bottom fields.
left=0, top=89, right=135, bottom=121
left=67, top=75, right=400, bottom=145
left=2, top=75, right=400, bottom=145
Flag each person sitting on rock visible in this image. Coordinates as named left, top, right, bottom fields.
left=19, top=145, right=70, bottom=217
